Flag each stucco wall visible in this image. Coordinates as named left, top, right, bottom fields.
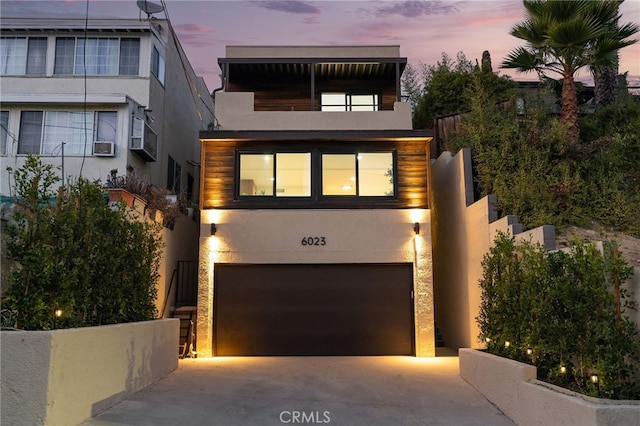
left=1, top=319, right=178, bottom=426
left=431, top=149, right=554, bottom=349
left=460, top=349, right=640, bottom=426
left=214, top=92, right=412, bottom=130
left=197, top=208, right=434, bottom=357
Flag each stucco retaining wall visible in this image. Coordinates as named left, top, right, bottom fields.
left=1, top=319, right=179, bottom=426
left=460, top=348, right=640, bottom=426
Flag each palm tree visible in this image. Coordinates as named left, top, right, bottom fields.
left=590, top=1, right=639, bottom=108
left=501, top=0, right=638, bottom=146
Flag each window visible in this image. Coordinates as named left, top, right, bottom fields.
left=151, top=46, right=165, bottom=84
left=321, top=93, right=379, bottom=111
left=17, top=110, right=117, bottom=156
left=130, top=116, right=158, bottom=161
left=167, top=156, right=182, bottom=194
left=1, top=111, right=9, bottom=156
left=54, top=37, right=139, bottom=76
left=0, top=37, right=47, bottom=75
left=322, top=152, right=393, bottom=196
left=237, top=150, right=393, bottom=199
left=239, top=153, right=311, bottom=197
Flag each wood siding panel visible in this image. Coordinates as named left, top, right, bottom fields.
left=201, top=139, right=429, bottom=209
left=228, top=79, right=397, bottom=111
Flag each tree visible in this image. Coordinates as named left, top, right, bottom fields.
left=501, top=0, right=638, bottom=146
left=590, top=1, right=639, bottom=108
left=3, top=156, right=162, bottom=329
left=404, top=52, right=515, bottom=129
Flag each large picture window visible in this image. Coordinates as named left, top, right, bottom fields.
left=54, top=37, right=139, bottom=76
left=238, top=150, right=394, bottom=199
left=18, top=110, right=117, bottom=156
left=239, top=152, right=311, bottom=197
left=322, top=152, right=393, bottom=196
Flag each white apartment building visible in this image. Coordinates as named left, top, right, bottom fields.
left=0, top=17, right=214, bottom=205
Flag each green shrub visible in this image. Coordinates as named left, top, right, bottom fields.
left=2, top=156, right=162, bottom=330
left=478, top=232, right=640, bottom=399
left=447, top=80, right=640, bottom=237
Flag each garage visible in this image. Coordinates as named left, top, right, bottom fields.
left=214, top=263, right=414, bottom=356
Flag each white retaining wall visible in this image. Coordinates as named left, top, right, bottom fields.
left=1, top=319, right=179, bottom=426
left=460, top=348, right=640, bottom=426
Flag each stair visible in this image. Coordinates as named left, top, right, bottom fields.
left=173, top=306, right=197, bottom=358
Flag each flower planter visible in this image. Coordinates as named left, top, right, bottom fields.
left=459, top=348, right=640, bottom=426
left=1, top=319, right=179, bottom=426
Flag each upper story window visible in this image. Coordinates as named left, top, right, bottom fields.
left=1, top=111, right=9, bottom=156
left=322, top=152, right=393, bottom=196
left=151, top=46, right=165, bottom=84
left=54, top=37, right=140, bottom=76
left=321, top=93, right=379, bottom=111
left=0, top=37, right=47, bottom=75
left=238, top=150, right=393, bottom=198
left=240, top=153, right=311, bottom=197
left=18, top=110, right=117, bottom=156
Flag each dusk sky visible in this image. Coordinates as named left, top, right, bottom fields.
left=2, top=0, right=639, bottom=91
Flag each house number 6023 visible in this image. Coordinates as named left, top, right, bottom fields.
left=301, top=236, right=326, bottom=246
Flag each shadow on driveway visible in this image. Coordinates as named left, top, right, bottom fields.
left=85, top=354, right=514, bottom=425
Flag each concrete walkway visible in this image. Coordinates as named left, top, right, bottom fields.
left=84, top=354, right=514, bottom=426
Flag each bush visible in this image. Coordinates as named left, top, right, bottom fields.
left=447, top=80, right=640, bottom=237
left=2, top=156, right=162, bottom=330
left=478, top=232, right=640, bottom=399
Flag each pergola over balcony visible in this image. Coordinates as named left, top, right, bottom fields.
left=217, top=46, right=407, bottom=112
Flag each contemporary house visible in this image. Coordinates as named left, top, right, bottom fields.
left=198, top=46, right=435, bottom=357
left=0, top=17, right=214, bottom=315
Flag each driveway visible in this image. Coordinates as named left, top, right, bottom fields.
left=85, top=354, right=514, bottom=426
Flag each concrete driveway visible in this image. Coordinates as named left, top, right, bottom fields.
left=84, top=354, right=514, bottom=426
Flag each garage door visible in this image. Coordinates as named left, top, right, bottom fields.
left=214, top=263, right=414, bottom=356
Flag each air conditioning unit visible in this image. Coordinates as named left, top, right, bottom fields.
left=93, top=141, right=115, bottom=157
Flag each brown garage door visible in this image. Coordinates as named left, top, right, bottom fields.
left=214, top=263, right=414, bottom=356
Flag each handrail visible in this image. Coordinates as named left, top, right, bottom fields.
left=160, top=268, right=178, bottom=318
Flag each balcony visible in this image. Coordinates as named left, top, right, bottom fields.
left=214, top=92, right=413, bottom=131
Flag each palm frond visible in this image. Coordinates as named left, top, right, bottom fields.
left=501, top=47, right=540, bottom=73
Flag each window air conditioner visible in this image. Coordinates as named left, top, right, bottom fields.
left=93, top=141, right=115, bottom=157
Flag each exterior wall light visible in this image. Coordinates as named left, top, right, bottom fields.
left=210, top=223, right=217, bottom=235
left=485, top=337, right=491, bottom=343
left=413, top=222, right=420, bottom=235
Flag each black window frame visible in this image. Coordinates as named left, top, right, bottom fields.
left=235, top=145, right=397, bottom=203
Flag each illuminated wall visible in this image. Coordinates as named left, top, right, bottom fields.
left=197, top=209, right=434, bottom=357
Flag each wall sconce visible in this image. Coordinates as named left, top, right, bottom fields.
left=413, top=222, right=420, bottom=235
left=210, top=223, right=217, bottom=235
